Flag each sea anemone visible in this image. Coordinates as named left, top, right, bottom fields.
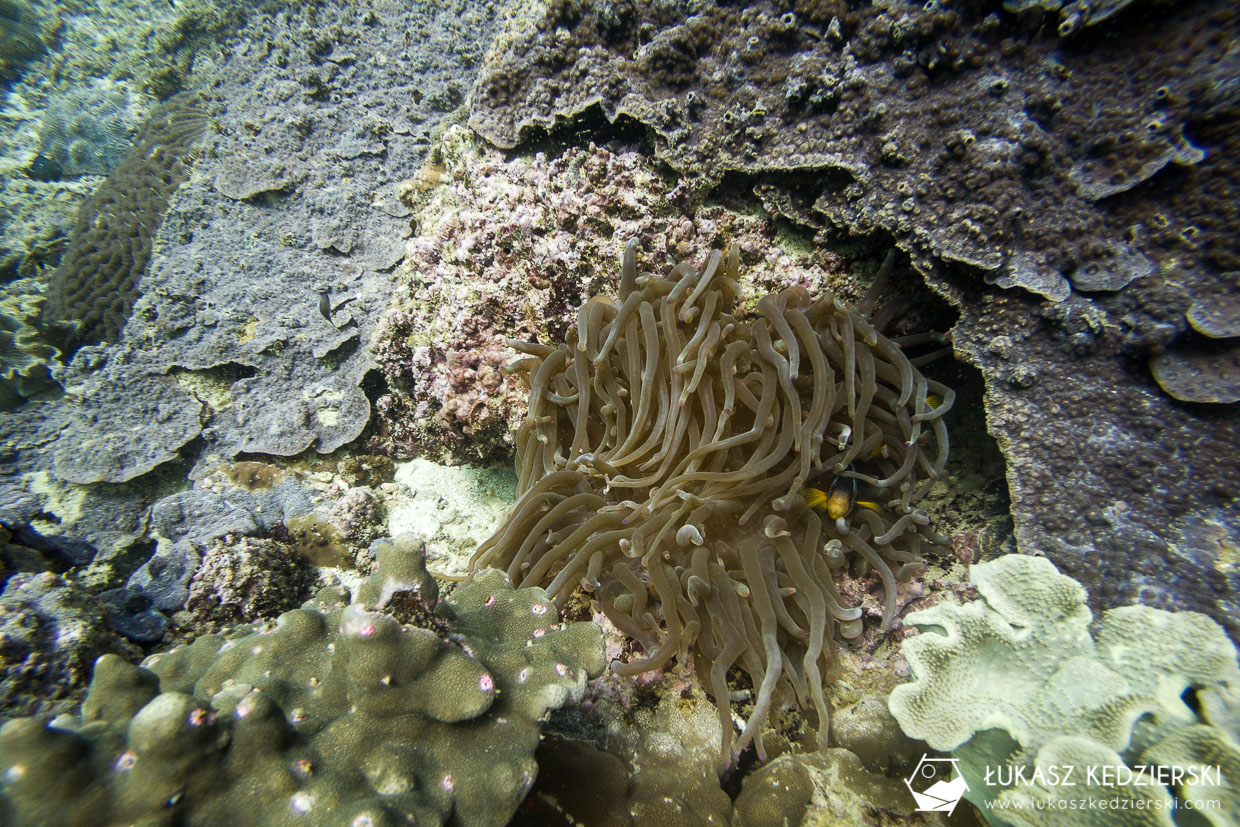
left=470, top=240, right=953, bottom=765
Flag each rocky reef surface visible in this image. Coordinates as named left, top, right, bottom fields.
left=464, top=0, right=1240, bottom=642
left=0, top=0, right=1235, bottom=823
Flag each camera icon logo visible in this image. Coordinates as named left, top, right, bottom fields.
left=905, top=755, right=969, bottom=815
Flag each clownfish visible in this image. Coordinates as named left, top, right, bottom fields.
left=803, top=475, right=883, bottom=521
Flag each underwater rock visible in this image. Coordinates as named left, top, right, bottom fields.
left=0, top=535, right=605, bottom=825
left=889, top=554, right=1240, bottom=818
left=734, top=748, right=934, bottom=826
left=947, top=289, right=1240, bottom=638
left=0, top=404, right=151, bottom=564
left=0, top=522, right=95, bottom=572
left=95, top=587, right=168, bottom=645
left=0, top=572, right=140, bottom=719
left=123, top=481, right=337, bottom=621
left=125, top=539, right=202, bottom=614
left=830, top=692, right=921, bottom=772
left=602, top=684, right=734, bottom=824
left=181, top=535, right=319, bottom=635
left=380, top=459, right=517, bottom=578
left=468, top=0, right=1217, bottom=304
left=147, top=481, right=318, bottom=548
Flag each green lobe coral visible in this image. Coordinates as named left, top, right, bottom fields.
left=0, top=535, right=605, bottom=826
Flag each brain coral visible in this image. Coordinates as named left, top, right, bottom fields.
left=0, top=535, right=605, bottom=826
left=471, top=241, right=952, bottom=764
left=40, top=92, right=206, bottom=354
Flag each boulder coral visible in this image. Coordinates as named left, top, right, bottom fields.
left=0, top=536, right=605, bottom=826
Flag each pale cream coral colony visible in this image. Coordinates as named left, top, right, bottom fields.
left=470, top=240, right=954, bottom=765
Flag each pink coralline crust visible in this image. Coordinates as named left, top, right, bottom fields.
left=371, top=141, right=845, bottom=461
left=836, top=571, right=945, bottom=655
left=949, top=529, right=984, bottom=566
left=323, top=487, right=384, bottom=557
left=584, top=613, right=699, bottom=714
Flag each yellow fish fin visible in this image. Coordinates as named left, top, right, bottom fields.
left=803, top=487, right=829, bottom=512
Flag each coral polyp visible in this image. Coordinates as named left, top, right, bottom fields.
left=471, top=241, right=953, bottom=764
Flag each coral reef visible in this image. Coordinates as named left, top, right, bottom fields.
left=1150, top=338, right=1240, bottom=404
left=472, top=241, right=953, bottom=764
left=465, top=0, right=1240, bottom=637
left=0, top=170, right=93, bottom=284
left=0, top=279, right=59, bottom=409
left=0, top=0, right=253, bottom=285
left=0, top=535, right=605, bottom=825
left=106, top=475, right=325, bottom=642
left=733, top=748, right=935, bottom=826
left=111, top=0, right=507, bottom=464
left=31, top=0, right=513, bottom=476
left=530, top=681, right=941, bottom=825
left=0, top=0, right=1232, bottom=819
left=40, top=91, right=206, bottom=354
left=469, top=0, right=1214, bottom=302
left=0, top=408, right=150, bottom=566
left=1003, top=0, right=1146, bottom=36
left=0, top=0, right=513, bottom=584
left=948, top=289, right=1240, bottom=639
left=0, top=0, right=48, bottom=83
left=528, top=685, right=735, bottom=824
left=50, top=356, right=205, bottom=484
left=889, top=554, right=1240, bottom=820
left=1150, top=274, right=1240, bottom=404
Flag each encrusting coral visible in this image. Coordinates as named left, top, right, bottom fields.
left=470, top=241, right=953, bottom=765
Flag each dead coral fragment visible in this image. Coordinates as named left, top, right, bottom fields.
left=471, top=241, right=952, bottom=765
